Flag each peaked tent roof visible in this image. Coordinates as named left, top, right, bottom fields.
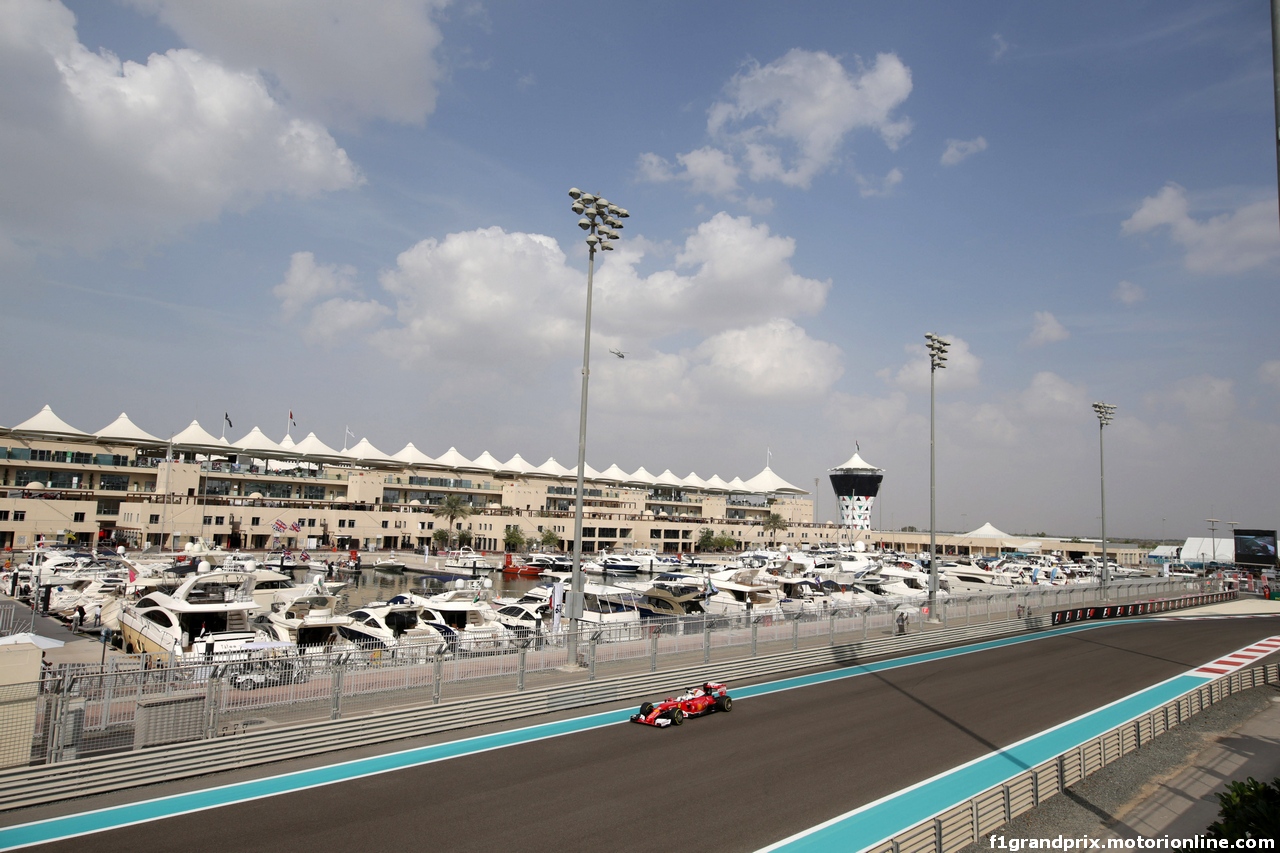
left=726, top=476, right=750, bottom=493
left=278, top=434, right=296, bottom=449
left=500, top=454, right=537, bottom=475
left=598, top=463, right=630, bottom=483
left=342, top=438, right=397, bottom=464
left=1181, top=537, right=1234, bottom=563
left=470, top=451, right=504, bottom=472
left=434, top=447, right=474, bottom=470
left=829, top=451, right=882, bottom=472
left=95, top=413, right=162, bottom=444
left=11, top=405, right=89, bottom=437
left=743, top=466, right=806, bottom=494
left=171, top=420, right=225, bottom=450
left=964, top=522, right=1011, bottom=539
left=292, top=432, right=344, bottom=459
left=654, top=469, right=686, bottom=488
left=392, top=443, right=435, bottom=466
left=681, top=471, right=710, bottom=490
left=703, top=474, right=731, bottom=492
left=627, top=466, right=658, bottom=486
left=566, top=462, right=603, bottom=480
left=534, top=457, right=572, bottom=478
left=234, top=427, right=285, bottom=456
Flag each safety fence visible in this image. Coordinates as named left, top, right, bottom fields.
left=0, top=602, right=16, bottom=637
left=0, top=579, right=1217, bottom=775
left=875, top=662, right=1280, bottom=853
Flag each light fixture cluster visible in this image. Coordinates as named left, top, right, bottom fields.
left=924, top=332, right=950, bottom=371
left=1092, top=401, right=1116, bottom=426
left=569, top=187, right=628, bottom=251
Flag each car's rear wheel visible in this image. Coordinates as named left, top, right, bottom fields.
left=669, top=709, right=684, bottom=726
left=718, top=696, right=733, bottom=712
left=639, top=702, right=654, bottom=717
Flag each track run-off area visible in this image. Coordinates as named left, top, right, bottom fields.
left=3, top=615, right=1278, bottom=853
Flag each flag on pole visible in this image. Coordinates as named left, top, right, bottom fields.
left=289, top=410, right=296, bottom=426
left=300, top=551, right=311, bottom=562
left=272, top=519, right=288, bottom=533
left=345, top=426, right=355, bottom=439
left=224, top=412, right=233, bottom=429
left=290, top=521, right=301, bottom=532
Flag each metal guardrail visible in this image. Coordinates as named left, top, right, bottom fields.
left=875, top=662, right=1280, bottom=853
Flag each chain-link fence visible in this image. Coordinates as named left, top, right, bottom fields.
left=0, top=578, right=1218, bottom=768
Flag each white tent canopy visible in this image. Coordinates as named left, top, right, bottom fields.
left=341, top=438, right=397, bottom=464
left=743, top=466, right=806, bottom=494
left=1181, top=537, right=1234, bottom=564
left=534, top=457, right=572, bottom=478
left=392, top=443, right=435, bottom=466
left=500, top=454, right=537, bottom=475
left=597, top=463, right=630, bottom=483
left=470, top=451, right=504, bottom=473
left=12, top=405, right=88, bottom=437
left=681, top=471, right=709, bottom=490
left=703, top=474, right=731, bottom=492
left=964, top=522, right=1011, bottom=539
left=654, top=469, right=686, bottom=488
left=566, top=462, right=603, bottom=480
left=234, top=427, right=285, bottom=456
left=291, top=432, right=344, bottom=460
left=171, top=420, right=225, bottom=451
left=95, top=413, right=162, bottom=444
left=627, top=467, right=658, bottom=486
left=433, top=447, right=474, bottom=470
left=829, top=451, right=881, bottom=472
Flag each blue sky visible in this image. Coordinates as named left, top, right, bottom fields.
left=1, top=1, right=1277, bottom=541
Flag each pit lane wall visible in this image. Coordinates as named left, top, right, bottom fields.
left=1050, top=590, right=1237, bottom=625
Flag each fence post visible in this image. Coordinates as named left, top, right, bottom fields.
left=703, top=616, right=711, bottom=665
left=863, top=607, right=871, bottom=640
left=589, top=631, right=599, bottom=680
left=432, top=654, right=443, bottom=705
left=650, top=629, right=659, bottom=672
left=751, top=618, right=759, bottom=656
left=330, top=662, right=343, bottom=720
left=204, top=670, right=222, bottom=739
left=792, top=614, right=799, bottom=651
left=829, top=611, right=837, bottom=646
left=517, top=645, right=527, bottom=692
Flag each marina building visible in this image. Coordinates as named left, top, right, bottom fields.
left=0, top=406, right=1140, bottom=564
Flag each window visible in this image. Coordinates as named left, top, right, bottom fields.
left=99, top=474, right=130, bottom=491
left=381, top=520, right=389, bottom=529
left=307, top=518, right=316, bottom=528
left=13, top=511, right=25, bottom=521
left=338, top=520, right=346, bottom=528
left=251, top=517, right=261, bottom=526
left=203, top=516, right=213, bottom=525
left=214, top=516, right=224, bottom=526
left=149, top=514, right=160, bottom=524
left=73, top=512, right=85, bottom=522
left=0, top=511, right=8, bottom=521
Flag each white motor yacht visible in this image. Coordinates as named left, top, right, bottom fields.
left=338, top=602, right=449, bottom=655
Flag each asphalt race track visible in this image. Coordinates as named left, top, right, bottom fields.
left=9, top=616, right=1280, bottom=853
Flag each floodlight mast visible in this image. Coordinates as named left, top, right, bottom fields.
left=566, top=188, right=627, bottom=664
left=1092, top=402, right=1116, bottom=587
left=925, top=333, right=949, bottom=621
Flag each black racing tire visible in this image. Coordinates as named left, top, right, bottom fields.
left=669, top=708, right=684, bottom=726
left=718, top=696, right=733, bottom=712
left=639, top=702, right=655, bottom=717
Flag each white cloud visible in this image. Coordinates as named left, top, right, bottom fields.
left=689, top=318, right=844, bottom=399
left=941, top=136, right=988, bottom=166
left=274, top=252, right=361, bottom=317
left=1025, top=311, right=1069, bottom=347
left=991, top=34, right=1009, bottom=61
left=1145, top=373, right=1235, bottom=421
left=1259, top=361, right=1280, bottom=392
left=640, top=48, right=912, bottom=195
left=880, top=335, right=982, bottom=391
left=1121, top=183, right=1280, bottom=274
left=0, top=0, right=361, bottom=252
left=125, top=0, right=448, bottom=128
left=305, top=297, right=392, bottom=338
left=1018, top=372, right=1088, bottom=417
left=856, top=168, right=904, bottom=198
left=1113, top=280, right=1145, bottom=304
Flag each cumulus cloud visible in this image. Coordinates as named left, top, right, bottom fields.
left=689, top=319, right=843, bottom=399
left=0, top=0, right=361, bottom=252
left=1121, top=183, right=1280, bottom=274
left=1025, top=311, right=1069, bottom=347
left=941, top=136, right=987, bottom=166
left=638, top=48, right=912, bottom=196
left=305, top=297, right=392, bottom=338
left=1113, top=280, right=1145, bottom=304
left=274, top=252, right=361, bottom=317
left=991, top=34, right=1009, bottom=60
left=1018, top=372, right=1088, bottom=417
left=880, top=335, right=982, bottom=391
left=125, top=0, right=448, bottom=128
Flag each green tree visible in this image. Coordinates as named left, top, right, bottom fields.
left=712, top=533, right=738, bottom=551
left=697, top=528, right=716, bottom=551
left=761, top=513, right=788, bottom=545
left=457, top=529, right=473, bottom=547
left=540, top=528, right=561, bottom=551
left=432, top=494, right=472, bottom=549
left=503, top=526, right=527, bottom=553
left=431, top=528, right=450, bottom=551
left=1207, top=776, right=1280, bottom=841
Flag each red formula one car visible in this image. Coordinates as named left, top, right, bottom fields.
left=630, top=682, right=733, bottom=727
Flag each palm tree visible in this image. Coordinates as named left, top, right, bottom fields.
left=761, top=512, right=788, bottom=546
left=432, top=494, right=472, bottom=549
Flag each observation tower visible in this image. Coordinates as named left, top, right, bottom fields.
left=828, top=451, right=884, bottom=530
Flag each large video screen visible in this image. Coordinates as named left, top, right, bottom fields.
left=1233, top=529, right=1278, bottom=568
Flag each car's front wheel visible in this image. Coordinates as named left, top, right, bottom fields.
left=639, top=702, right=654, bottom=717
left=669, top=709, right=684, bottom=726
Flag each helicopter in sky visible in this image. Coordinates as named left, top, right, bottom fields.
left=609, top=349, right=627, bottom=359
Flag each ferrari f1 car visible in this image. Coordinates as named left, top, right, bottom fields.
left=630, top=682, right=733, bottom=727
